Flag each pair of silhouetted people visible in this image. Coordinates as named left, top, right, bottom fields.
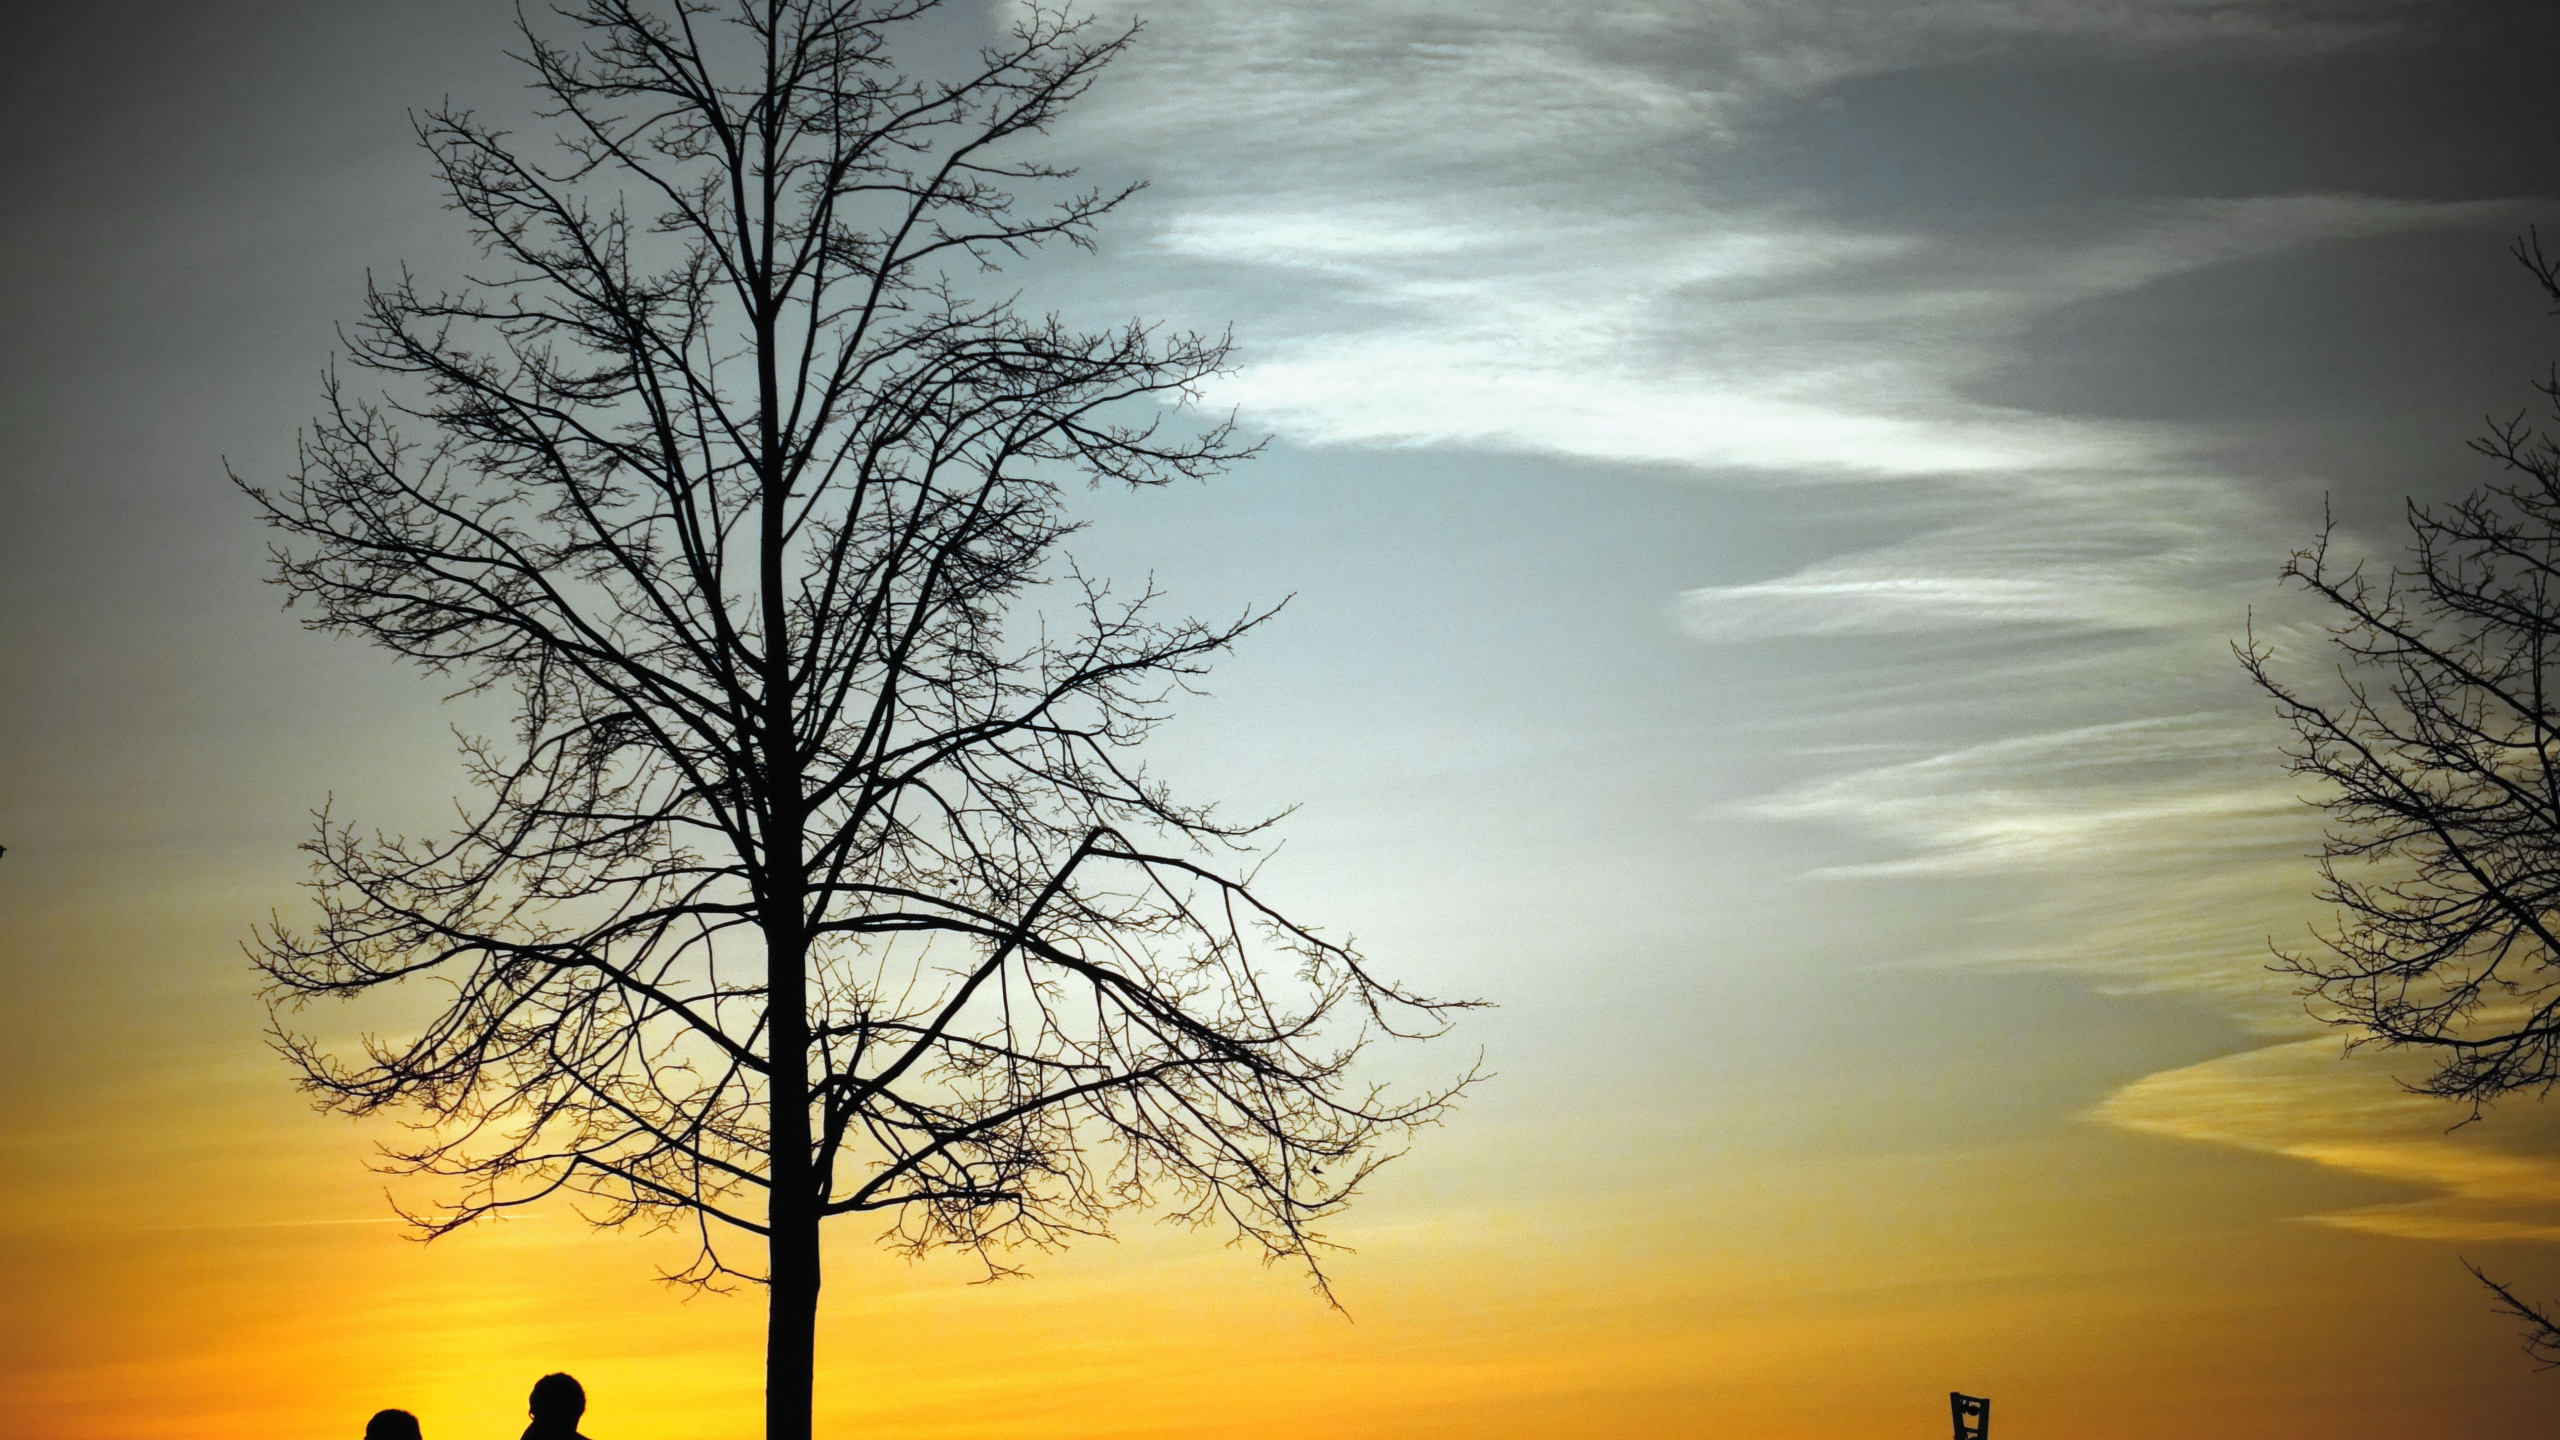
left=363, top=1371, right=590, bottom=1440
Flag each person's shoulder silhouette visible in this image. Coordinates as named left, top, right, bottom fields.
left=364, top=1409, right=423, bottom=1440
left=522, top=1371, right=593, bottom=1440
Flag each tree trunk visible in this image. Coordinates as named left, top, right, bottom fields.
left=766, top=918, right=820, bottom=1439
left=763, top=804, right=817, bottom=1439
left=765, top=1198, right=821, bottom=1440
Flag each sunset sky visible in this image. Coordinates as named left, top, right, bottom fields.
left=9, top=1, right=2560, bottom=1436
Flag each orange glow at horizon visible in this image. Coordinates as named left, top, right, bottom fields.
left=7, top=1017, right=2555, bottom=1440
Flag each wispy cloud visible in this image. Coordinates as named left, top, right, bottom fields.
left=1074, top=0, right=2506, bottom=714
left=1157, top=194, right=2494, bottom=479
left=1720, top=705, right=2346, bottom=1005
left=1735, top=713, right=2299, bottom=875
left=1674, top=468, right=2270, bottom=637
left=1079, top=0, right=2486, bottom=475
left=1080, top=0, right=2435, bottom=167
left=2097, top=1039, right=2560, bottom=1243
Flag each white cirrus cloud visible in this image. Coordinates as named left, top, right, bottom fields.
left=1731, top=712, right=2302, bottom=876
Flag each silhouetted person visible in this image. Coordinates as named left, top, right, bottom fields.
left=523, top=1372, right=592, bottom=1440
left=365, top=1409, right=423, bottom=1440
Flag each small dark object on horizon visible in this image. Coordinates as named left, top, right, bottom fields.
left=1951, top=1390, right=1990, bottom=1440
left=364, top=1410, right=421, bottom=1440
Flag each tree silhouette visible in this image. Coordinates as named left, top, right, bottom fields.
left=237, top=5, right=1473, bottom=1436
left=2243, top=232, right=2560, bottom=1369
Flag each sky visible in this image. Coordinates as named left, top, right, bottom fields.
left=7, top=0, right=2560, bottom=1435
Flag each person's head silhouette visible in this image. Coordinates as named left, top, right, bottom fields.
left=526, top=1372, right=587, bottom=1438
left=364, top=1409, right=423, bottom=1440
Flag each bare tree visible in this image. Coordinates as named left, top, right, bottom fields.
left=236, top=4, right=1473, bottom=1436
left=2242, top=232, right=2560, bottom=1368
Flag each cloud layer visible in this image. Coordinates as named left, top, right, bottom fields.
left=1051, top=0, right=2560, bottom=1243
left=2100, top=1039, right=2560, bottom=1242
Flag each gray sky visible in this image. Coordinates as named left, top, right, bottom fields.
left=10, top=2, right=2560, bottom=1435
